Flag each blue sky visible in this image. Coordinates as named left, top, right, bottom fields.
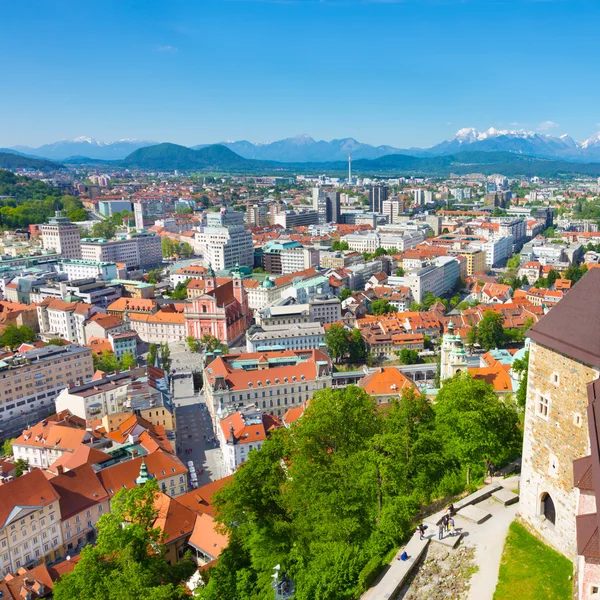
left=1, top=0, right=600, bottom=148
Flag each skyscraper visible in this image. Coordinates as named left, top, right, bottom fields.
left=368, top=185, right=389, bottom=213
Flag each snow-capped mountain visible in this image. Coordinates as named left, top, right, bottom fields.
left=9, top=138, right=157, bottom=160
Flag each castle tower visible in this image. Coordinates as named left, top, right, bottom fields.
left=448, top=337, right=468, bottom=378
left=440, top=321, right=457, bottom=381
left=520, top=269, right=600, bottom=560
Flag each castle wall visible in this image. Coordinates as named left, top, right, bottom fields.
left=520, top=340, right=597, bottom=559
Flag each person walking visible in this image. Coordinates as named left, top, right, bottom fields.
left=438, top=523, right=444, bottom=540
left=442, top=514, right=449, bottom=533
left=417, top=523, right=426, bottom=540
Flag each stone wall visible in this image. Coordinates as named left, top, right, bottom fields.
left=520, top=340, right=598, bottom=560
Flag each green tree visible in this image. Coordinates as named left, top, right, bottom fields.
left=435, top=374, right=522, bottom=485
left=331, top=240, right=350, bottom=252
left=180, top=242, right=193, bottom=258
left=398, top=348, right=419, bottom=365
left=93, top=350, right=120, bottom=374
left=466, top=323, right=478, bottom=349
left=348, top=328, right=366, bottom=363
left=0, top=324, right=36, bottom=349
left=47, top=338, right=66, bottom=346
left=477, top=311, right=505, bottom=351
left=371, top=299, right=396, bottom=316
left=512, top=350, right=530, bottom=409
left=68, top=208, right=89, bottom=222
left=252, top=267, right=265, bottom=274
left=2, top=438, right=13, bottom=456
left=201, top=334, right=228, bottom=354
left=395, top=267, right=405, bottom=277
left=186, top=336, right=202, bottom=352
left=168, top=278, right=190, bottom=300
left=147, top=269, right=163, bottom=284
left=324, top=324, right=350, bottom=362
left=91, top=220, right=116, bottom=239
left=120, top=350, right=136, bottom=370
left=160, top=343, right=172, bottom=373
left=162, top=237, right=175, bottom=258
left=147, top=343, right=159, bottom=367
left=339, top=287, right=353, bottom=302
left=53, top=479, right=195, bottom=600
left=14, top=458, right=29, bottom=477
left=506, top=254, right=521, bottom=270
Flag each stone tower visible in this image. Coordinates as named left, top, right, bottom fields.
left=520, top=269, right=600, bottom=560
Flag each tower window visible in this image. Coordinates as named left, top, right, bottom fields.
left=536, top=394, right=550, bottom=419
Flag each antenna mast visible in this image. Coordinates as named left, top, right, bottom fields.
left=348, top=154, right=352, bottom=184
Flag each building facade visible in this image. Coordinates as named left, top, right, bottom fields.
left=40, top=212, right=81, bottom=259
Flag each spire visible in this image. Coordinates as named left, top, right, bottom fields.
left=447, top=319, right=454, bottom=332
left=136, top=459, right=150, bottom=485
left=208, top=263, right=216, bottom=279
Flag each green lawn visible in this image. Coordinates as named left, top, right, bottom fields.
left=494, top=521, right=573, bottom=600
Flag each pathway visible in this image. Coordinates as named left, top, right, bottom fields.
left=361, top=475, right=520, bottom=600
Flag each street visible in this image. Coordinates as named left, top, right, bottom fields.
left=171, top=350, right=227, bottom=485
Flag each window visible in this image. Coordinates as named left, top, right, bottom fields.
left=541, top=492, right=556, bottom=525
left=574, top=412, right=583, bottom=428
left=551, top=372, right=559, bottom=386
left=536, top=394, right=550, bottom=419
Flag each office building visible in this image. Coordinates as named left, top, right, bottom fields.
left=58, top=259, right=118, bottom=281
left=195, top=208, right=254, bottom=270
left=262, top=240, right=303, bottom=274
left=272, top=210, right=320, bottom=229
left=246, top=204, right=269, bottom=227
left=280, top=246, right=319, bottom=275
left=413, top=189, right=425, bottom=206
left=382, top=198, right=404, bottom=224
left=40, top=211, right=81, bottom=259
left=368, top=185, right=389, bottom=213
left=80, top=232, right=162, bottom=270
left=97, top=200, right=133, bottom=218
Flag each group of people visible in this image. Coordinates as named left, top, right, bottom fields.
left=416, top=503, right=456, bottom=541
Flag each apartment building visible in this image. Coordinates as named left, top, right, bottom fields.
left=203, top=349, right=332, bottom=424
left=36, top=298, right=96, bottom=345
left=58, top=259, right=118, bottom=281
left=280, top=246, right=319, bottom=275
left=309, top=296, right=342, bottom=324
left=40, top=212, right=81, bottom=260
left=130, top=309, right=186, bottom=344
left=218, top=407, right=282, bottom=475
left=55, top=365, right=173, bottom=424
left=12, top=413, right=95, bottom=469
left=460, top=248, right=487, bottom=276
left=0, top=469, right=63, bottom=576
left=0, top=344, right=94, bottom=434
left=388, top=256, right=459, bottom=302
left=319, top=251, right=364, bottom=269
left=246, top=322, right=326, bottom=352
left=80, top=232, right=162, bottom=270
left=50, top=463, right=110, bottom=555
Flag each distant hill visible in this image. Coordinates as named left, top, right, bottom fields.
left=10, top=137, right=156, bottom=161
left=0, top=152, right=61, bottom=170
left=119, top=143, right=600, bottom=178
left=121, top=143, right=261, bottom=171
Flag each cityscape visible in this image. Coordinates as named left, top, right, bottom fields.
left=2, top=1, right=600, bottom=600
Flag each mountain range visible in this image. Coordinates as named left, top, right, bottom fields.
left=9, top=128, right=600, bottom=162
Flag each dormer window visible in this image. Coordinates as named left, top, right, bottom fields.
left=248, top=382, right=253, bottom=388
left=275, top=378, right=280, bottom=384
left=284, top=377, right=288, bottom=383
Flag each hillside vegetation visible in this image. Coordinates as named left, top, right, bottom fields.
left=0, top=170, right=86, bottom=229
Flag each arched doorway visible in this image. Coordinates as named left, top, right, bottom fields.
left=541, top=493, right=556, bottom=525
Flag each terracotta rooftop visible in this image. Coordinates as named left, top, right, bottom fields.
left=529, top=269, right=600, bottom=367
left=359, top=367, right=416, bottom=396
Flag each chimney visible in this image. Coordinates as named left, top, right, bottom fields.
left=56, top=465, right=64, bottom=475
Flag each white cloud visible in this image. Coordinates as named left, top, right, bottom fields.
left=537, top=120, right=559, bottom=131
left=156, top=45, right=178, bottom=53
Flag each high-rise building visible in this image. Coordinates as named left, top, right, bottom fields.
left=195, top=207, right=254, bottom=270
left=246, top=204, right=269, bottom=227
left=382, top=198, right=404, bottom=224
left=326, top=192, right=341, bottom=224
left=40, top=211, right=82, bottom=259
left=134, top=202, right=144, bottom=230
left=368, top=185, right=389, bottom=213
left=413, top=189, right=426, bottom=206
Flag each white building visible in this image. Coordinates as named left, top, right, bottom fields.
left=195, top=207, right=253, bottom=270
left=80, top=232, right=162, bottom=269
left=218, top=407, right=280, bottom=475
left=342, top=230, right=426, bottom=253
left=58, top=259, right=117, bottom=281
left=36, top=298, right=97, bottom=345
left=246, top=322, right=326, bottom=352
left=389, top=256, right=459, bottom=302
left=480, top=236, right=514, bottom=267
left=0, top=469, right=64, bottom=575
left=309, top=297, right=342, bottom=325
left=280, top=247, right=319, bottom=275
left=40, top=211, right=81, bottom=259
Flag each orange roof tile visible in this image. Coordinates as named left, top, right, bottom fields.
left=359, top=367, right=416, bottom=396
